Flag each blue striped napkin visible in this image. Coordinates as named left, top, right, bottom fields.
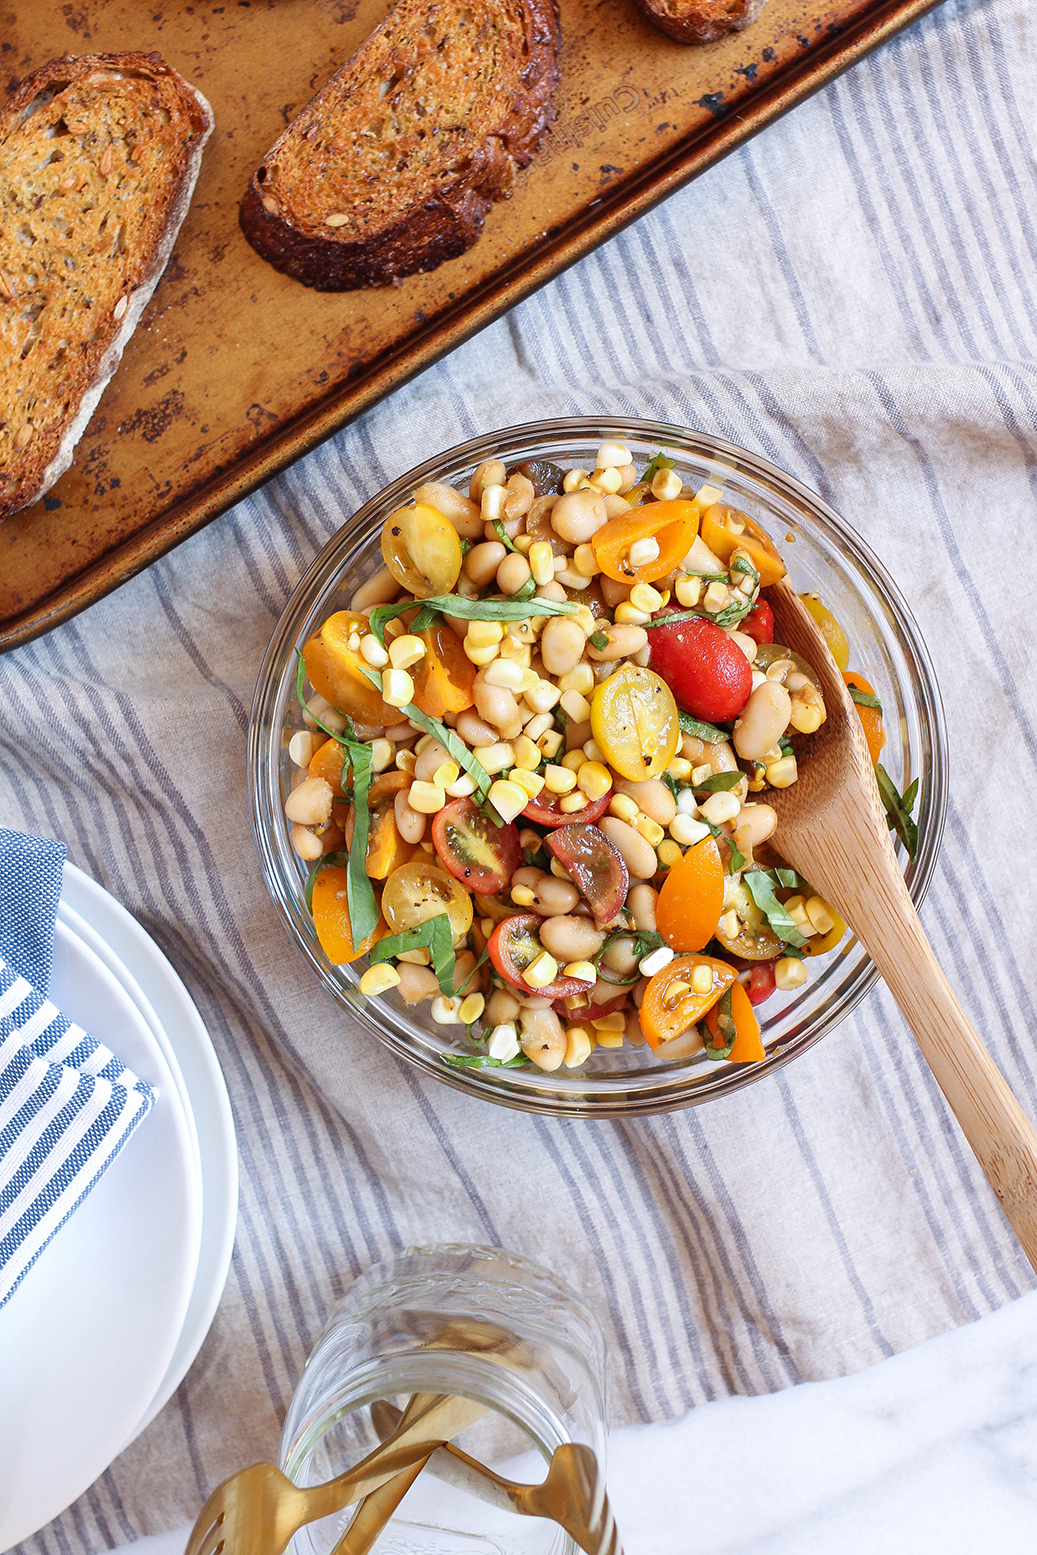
left=0, top=830, right=155, bottom=1308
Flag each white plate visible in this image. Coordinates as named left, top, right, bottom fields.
left=59, top=862, right=239, bottom=1443
left=0, top=922, right=203, bottom=1550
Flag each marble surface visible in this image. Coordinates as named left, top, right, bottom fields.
left=108, top=1289, right=1037, bottom=1555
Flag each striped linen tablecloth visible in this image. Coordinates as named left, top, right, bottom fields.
left=3, top=0, right=1036, bottom=1545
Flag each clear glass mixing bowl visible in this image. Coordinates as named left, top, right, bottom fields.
left=249, top=418, right=947, bottom=1117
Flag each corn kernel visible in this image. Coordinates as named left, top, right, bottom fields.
left=595, top=440, right=632, bottom=469
left=498, top=635, right=531, bottom=665
left=525, top=715, right=554, bottom=743
left=765, top=755, right=799, bottom=788
left=559, top=792, right=588, bottom=811
left=639, top=945, right=674, bottom=977
left=432, top=761, right=460, bottom=789
left=358, top=963, right=400, bottom=996
left=592, top=1011, right=626, bottom=1035
left=536, top=728, right=565, bottom=759
left=628, top=537, right=661, bottom=568
left=574, top=605, right=598, bottom=636
left=464, top=641, right=500, bottom=666
left=509, top=768, right=545, bottom=800
left=562, top=468, right=589, bottom=492
left=651, top=468, right=683, bottom=502
left=775, top=957, right=808, bottom=991
left=700, top=791, right=741, bottom=826
left=370, top=738, right=394, bottom=772
left=524, top=951, right=559, bottom=989
left=805, top=896, right=836, bottom=935
left=691, top=964, right=715, bottom=996
left=657, top=839, right=682, bottom=868
left=691, top=481, right=724, bottom=515
left=511, top=618, right=538, bottom=643
left=674, top=575, right=702, bottom=608
left=524, top=677, right=561, bottom=713
left=466, top=620, right=505, bottom=648
left=564, top=1025, right=595, bottom=1068
left=430, top=995, right=462, bottom=1024
left=561, top=749, right=586, bottom=772
left=636, top=814, right=666, bottom=847
left=615, top=602, right=650, bottom=625
left=473, top=741, right=515, bottom=774
left=519, top=829, right=541, bottom=851
left=595, top=1029, right=625, bottom=1048
left=544, top=764, right=577, bottom=794
left=483, top=659, right=525, bottom=690
left=669, top=814, right=710, bottom=846
left=514, top=668, right=541, bottom=694
left=719, top=909, right=740, bottom=940
left=408, top=780, right=446, bottom=813
left=447, top=773, right=477, bottom=797
left=397, top=948, right=431, bottom=966
left=702, top=581, right=729, bottom=613
left=590, top=465, right=623, bottom=494
left=576, top=761, right=612, bottom=801
left=560, top=688, right=592, bottom=723
left=582, top=738, right=607, bottom=763
left=389, top=634, right=426, bottom=670
left=511, top=734, right=541, bottom=771
left=481, top=483, right=506, bottom=522
left=382, top=668, right=414, bottom=707
left=488, top=1022, right=520, bottom=1060
left=488, top=780, right=528, bottom=823
left=559, top=663, right=595, bottom=697
left=458, top=992, right=485, bottom=1024
left=512, top=884, right=537, bottom=906
left=528, top=541, right=556, bottom=586
left=563, top=963, right=597, bottom=987
left=609, top=793, right=640, bottom=824
left=691, top=764, right=712, bottom=787
left=573, top=544, right=599, bottom=577
left=512, top=533, right=533, bottom=554
left=550, top=858, right=573, bottom=880
left=666, top=757, right=693, bottom=781
left=359, top=634, right=389, bottom=668
left=347, top=631, right=362, bottom=653
left=629, top=582, right=664, bottom=614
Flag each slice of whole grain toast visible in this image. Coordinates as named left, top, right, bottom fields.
left=632, top=0, right=767, bottom=44
left=240, top=0, right=560, bottom=292
left=0, top=53, right=213, bottom=521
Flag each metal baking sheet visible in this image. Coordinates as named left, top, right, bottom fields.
left=1, top=0, right=944, bottom=651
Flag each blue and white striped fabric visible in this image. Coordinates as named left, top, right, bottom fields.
left=2, top=0, right=1036, bottom=1549
left=0, top=832, right=155, bottom=1308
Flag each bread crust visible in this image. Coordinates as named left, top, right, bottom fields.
left=0, top=53, right=214, bottom=521
left=632, top=0, right=766, bottom=44
left=240, top=0, right=560, bottom=292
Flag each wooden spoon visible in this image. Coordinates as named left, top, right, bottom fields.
left=764, top=579, right=1037, bottom=1271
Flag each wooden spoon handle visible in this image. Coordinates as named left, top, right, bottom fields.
left=830, top=857, right=1037, bottom=1270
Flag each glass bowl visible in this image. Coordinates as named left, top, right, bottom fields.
left=249, top=418, right=947, bottom=1117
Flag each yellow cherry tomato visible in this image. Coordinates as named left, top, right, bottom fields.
left=800, top=593, right=850, bottom=672
left=700, top=504, right=786, bottom=587
left=591, top=500, right=699, bottom=585
left=311, top=865, right=386, bottom=964
left=303, top=610, right=398, bottom=725
left=590, top=665, right=680, bottom=781
left=843, top=671, right=885, bottom=767
left=381, top=503, right=462, bottom=599
left=381, top=861, right=474, bottom=941
left=806, top=906, right=848, bottom=956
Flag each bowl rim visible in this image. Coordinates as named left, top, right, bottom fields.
left=249, top=416, right=948, bottom=1117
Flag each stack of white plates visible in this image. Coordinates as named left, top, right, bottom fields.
left=0, top=864, right=238, bottom=1549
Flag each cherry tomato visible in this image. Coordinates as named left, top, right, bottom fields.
left=431, top=798, right=521, bottom=895
left=311, top=865, right=386, bottom=965
left=555, top=991, right=628, bottom=1022
left=655, top=837, right=725, bottom=952
left=591, top=500, right=700, bottom=586
left=487, top=914, right=590, bottom=999
left=746, top=962, right=777, bottom=1006
left=381, top=503, right=462, bottom=598
left=410, top=621, right=477, bottom=718
left=639, top=954, right=736, bottom=1048
left=801, top=593, right=849, bottom=671
left=741, top=598, right=774, bottom=646
left=521, top=790, right=611, bottom=828
left=714, top=915, right=782, bottom=962
left=706, top=979, right=765, bottom=1062
left=382, top=861, right=473, bottom=940
left=699, top=504, right=786, bottom=587
left=303, top=611, right=398, bottom=725
left=343, top=771, right=416, bottom=880
left=843, top=671, right=885, bottom=767
left=647, top=615, right=752, bottom=722
left=545, top=824, right=628, bottom=925
left=590, top=665, right=680, bottom=781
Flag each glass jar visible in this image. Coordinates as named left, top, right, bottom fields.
left=280, top=1245, right=608, bottom=1555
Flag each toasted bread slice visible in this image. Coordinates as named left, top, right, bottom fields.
left=0, top=53, right=213, bottom=521
left=633, top=0, right=766, bottom=44
left=240, top=0, right=560, bottom=291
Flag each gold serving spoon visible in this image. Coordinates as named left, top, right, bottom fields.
left=766, top=580, right=1037, bottom=1270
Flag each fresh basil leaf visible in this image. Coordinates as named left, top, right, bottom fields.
left=712, top=597, right=754, bottom=629
left=411, top=602, right=439, bottom=632
left=304, top=850, right=349, bottom=913
left=459, top=538, right=472, bottom=558
left=589, top=629, right=610, bottom=651
left=370, top=914, right=457, bottom=997
left=774, top=867, right=801, bottom=888
left=442, top=1052, right=529, bottom=1070
left=727, top=844, right=746, bottom=875
left=554, top=705, right=567, bottom=737
left=677, top=711, right=728, bottom=744
left=849, top=685, right=883, bottom=713
left=742, top=870, right=808, bottom=948
left=662, top=771, right=679, bottom=800
left=703, top=986, right=736, bottom=1061
left=369, top=593, right=579, bottom=645
left=730, top=553, right=760, bottom=585
left=457, top=944, right=490, bottom=995
left=491, top=518, right=519, bottom=553
left=645, top=610, right=699, bottom=630
left=345, top=741, right=380, bottom=945
left=695, top=771, right=743, bottom=793
left=512, top=576, right=537, bottom=601
left=876, top=765, right=919, bottom=860
left=641, top=450, right=677, bottom=484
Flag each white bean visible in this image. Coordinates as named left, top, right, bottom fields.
left=285, top=776, right=333, bottom=826
left=464, top=541, right=507, bottom=588
left=538, top=916, right=607, bottom=962
left=394, top=789, right=426, bottom=843
left=586, top=624, right=649, bottom=662
left=550, top=490, right=607, bottom=544
left=486, top=987, right=521, bottom=1024
left=614, top=778, right=676, bottom=826
left=539, top=616, right=585, bottom=677
left=475, top=680, right=522, bottom=734
left=470, top=458, right=506, bottom=499
left=628, top=884, right=658, bottom=933
left=414, top=482, right=484, bottom=539
left=350, top=568, right=399, bottom=612
left=600, top=816, right=658, bottom=881
left=602, top=935, right=640, bottom=976
left=414, top=737, right=453, bottom=782
left=396, top=963, right=440, bottom=1004
left=739, top=802, right=778, bottom=845
left=734, top=682, right=793, bottom=763
left=519, top=1007, right=566, bottom=1071
left=290, top=823, right=324, bottom=861
left=456, top=708, right=499, bottom=747
left=497, top=552, right=532, bottom=595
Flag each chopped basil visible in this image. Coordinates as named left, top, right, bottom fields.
left=677, top=711, right=728, bottom=745
left=645, top=610, right=699, bottom=630
left=703, top=986, right=736, bottom=1061
left=876, top=765, right=919, bottom=860
left=694, top=770, right=743, bottom=793
left=727, top=844, right=746, bottom=875
left=369, top=593, right=579, bottom=645
left=711, top=596, right=754, bottom=629
left=370, top=914, right=457, bottom=997
left=460, top=539, right=472, bottom=558
left=730, top=552, right=760, bottom=586
left=512, top=575, right=537, bottom=601
left=491, top=518, right=520, bottom=553
left=589, top=629, right=610, bottom=651
left=774, top=867, right=802, bottom=888
left=742, top=870, right=808, bottom=949
left=457, top=944, right=490, bottom=995
left=849, top=686, right=883, bottom=713
left=641, top=450, right=677, bottom=484
left=661, top=771, right=679, bottom=800
left=591, top=928, right=665, bottom=985
left=442, top=1052, right=529, bottom=1070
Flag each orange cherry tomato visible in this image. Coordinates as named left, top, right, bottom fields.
left=308, top=737, right=348, bottom=796
left=699, top=504, right=786, bottom=588
left=654, top=837, right=724, bottom=952
left=706, top=979, right=766, bottom=1063
left=591, top=500, right=700, bottom=585
left=343, top=772, right=416, bottom=880
left=639, top=954, right=736, bottom=1049
left=410, top=621, right=476, bottom=718
left=303, top=611, right=397, bottom=725
left=311, top=865, right=386, bottom=964
left=843, top=671, right=885, bottom=767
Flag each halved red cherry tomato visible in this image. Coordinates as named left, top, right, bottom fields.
left=647, top=615, right=752, bottom=722
left=591, top=500, right=700, bottom=586
left=545, top=824, right=628, bottom=925
left=741, top=598, right=774, bottom=646
left=555, top=991, right=627, bottom=1022
left=746, top=962, right=778, bottom=1006
left=431, top=798, right=521, bottom=895
left=521, top=790, right=611, bottom=828
left=487, top=914, right=590, bottom=999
